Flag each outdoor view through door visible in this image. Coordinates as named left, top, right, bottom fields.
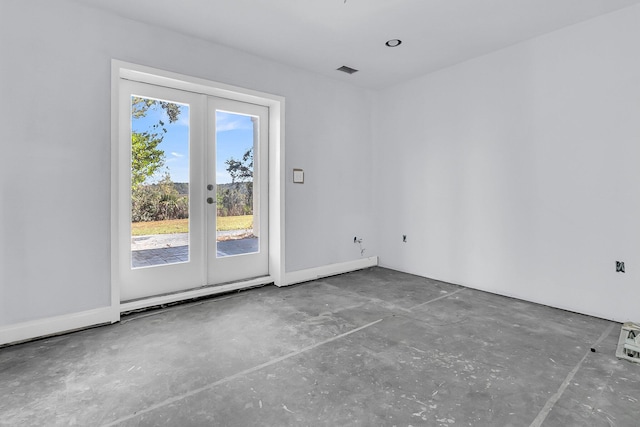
left=128, top=103, right=261, bottom=267
left=118, top=77, right=269, bottom=302
left=206, top=98, right=268, bottom=286
left=214, top=111, right=260, bottom=258
left=130, top=96, right=191, bottom=268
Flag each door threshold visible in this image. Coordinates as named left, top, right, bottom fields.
left=120, top=276, right=273, bottom=314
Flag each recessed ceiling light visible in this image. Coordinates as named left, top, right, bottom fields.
left=385, top=39, right=402, bottom=48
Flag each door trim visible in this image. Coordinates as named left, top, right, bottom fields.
left=111, top=60, right=285, bottom=318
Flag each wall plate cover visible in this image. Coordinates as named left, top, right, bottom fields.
left=616, top=322, right=640, bottom=363
left=293, top=168, right=304, bottom=184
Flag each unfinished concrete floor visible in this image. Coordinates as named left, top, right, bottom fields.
left=1, top=267, right=639, bottom=426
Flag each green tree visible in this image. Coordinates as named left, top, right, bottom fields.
left=132, top=97, right=180, bottom=122
left=225, top=147, right=253, bottom=182
left=156, top=173, right=188, bottom=220
left=225, top=147, right=254, bottom=215
left=132, top=172, right=189, bottom=222
left=131, top=132, right=165, bottom=190
left=130, top=98, right=181, bottom=190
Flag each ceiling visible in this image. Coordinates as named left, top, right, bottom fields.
left=75, top=0, right=640, bottom=89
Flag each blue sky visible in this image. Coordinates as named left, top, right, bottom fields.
left=131, top=98, right=254, bottom=185
left=215, top=111, right=255, bottom=184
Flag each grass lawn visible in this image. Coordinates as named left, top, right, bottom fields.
left=131, top=215, right=253, bottom=236
left=216, top=215, right=253, bottom=231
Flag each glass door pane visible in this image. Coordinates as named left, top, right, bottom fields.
left=215, top=111, right=259, bottom=258
left=130, top=96, right=191, bottom=268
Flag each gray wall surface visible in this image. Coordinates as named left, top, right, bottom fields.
left=373, top=5, right=640, bottom=322
left=2, top=0, right=639, bottom=329
left=0, top=0, right=376, bottom=325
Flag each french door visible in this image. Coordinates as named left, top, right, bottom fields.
left=118, top=80, right=268, bottom=301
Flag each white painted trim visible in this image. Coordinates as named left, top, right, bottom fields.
left=110, top=60, right=121, bottom=321
left=120, top=276, right=274, bottom=313
left=7, top=61, right=284, bottom=346
left=1, top=254, right=373, bottom=346
left=283, top=256, right=379, bottom=287
left=119, top=64, right=280, bottom=106
left=110, top=60, right=285, bottom=307
left=0, top=307, right=116, bottom=347
left=269, top=100, right=285, bottom=286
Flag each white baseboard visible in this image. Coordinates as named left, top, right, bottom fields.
left=1, top=276, right=275, bottom=346
left=0, top=306, right=118, bottom=347
left=120, top=276, right=274, bottom=313
left=283, top=256, right=378, bottom=287
left=1, top=260, right=378, bottom=346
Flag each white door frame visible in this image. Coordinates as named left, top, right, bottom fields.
left=110, top=60, right=285, bottom=318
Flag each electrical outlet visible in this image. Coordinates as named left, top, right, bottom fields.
left=616, top=261, right=625, bottom=273
left=402, top=235, right=407, bottom=243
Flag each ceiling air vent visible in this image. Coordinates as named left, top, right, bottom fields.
left=337, top=65, right=359, bottom=75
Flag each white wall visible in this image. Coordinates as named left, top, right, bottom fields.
left=0, top=0, right=375, bottom=326
left=373, top=5, right=640, bottom=322
left=2, top=0, right=637, bottom=334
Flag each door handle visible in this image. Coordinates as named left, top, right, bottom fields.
left=207, top=197, right=215, bottom=204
